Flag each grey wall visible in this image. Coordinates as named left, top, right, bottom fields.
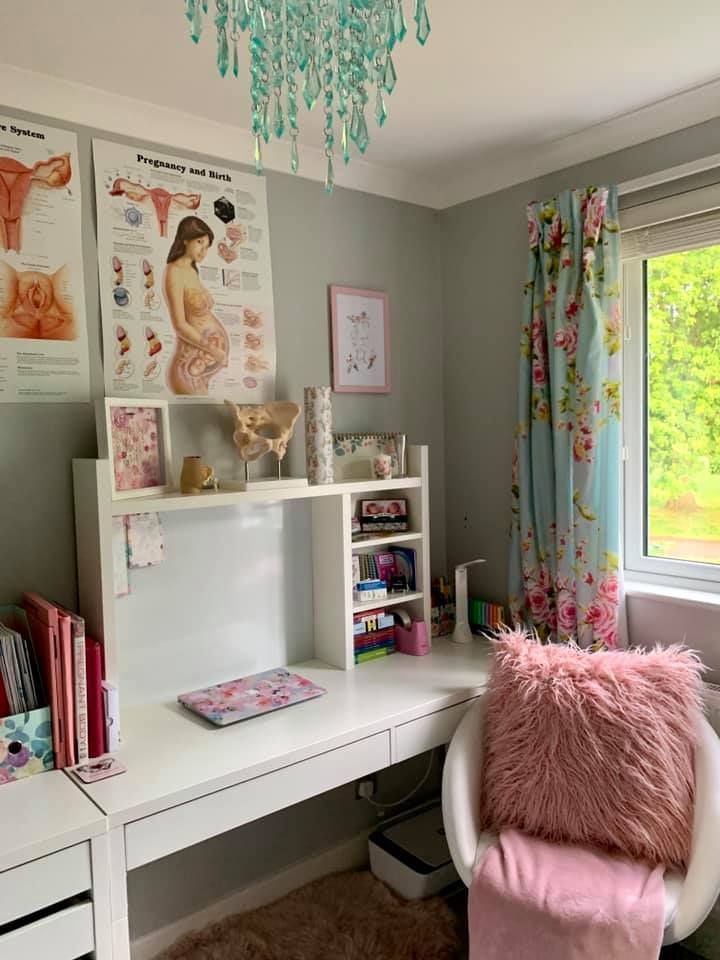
left=0, top=104, right=446, bottom=612
left=0, top=104, right=446, bottom=940
left=439, top=116, right=720, bottom=605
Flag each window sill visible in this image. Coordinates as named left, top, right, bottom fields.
left=625, top=579, right=720, bottom=611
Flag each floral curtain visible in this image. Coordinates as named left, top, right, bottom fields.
left=508, top=186, right=622, bottom=648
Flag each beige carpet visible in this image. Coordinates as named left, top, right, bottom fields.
left=158, top=870, right=461, bottom=960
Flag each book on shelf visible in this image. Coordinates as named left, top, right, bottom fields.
left=55, top=605, right=89, bottom=764
left=85, top=637, right=106, bottom=759
left=351, top=548, right=416, bottom=592
left=0, top=617, right=42, bottom=715
left=24, top=593, right=68, bottom=769
left=56, top=607, right=76, bottom=766
left=21, top=593, right=108, bottom=769
left=355, top=645, right=395, bottom=664
left=354, top=626, right=395, bottom=652
left=353, top=605, right=396, bottom=664
left=353, top=609, right=394, bottom=633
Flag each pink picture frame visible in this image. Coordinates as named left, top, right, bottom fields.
left=330, top=285, right=391, bottom=393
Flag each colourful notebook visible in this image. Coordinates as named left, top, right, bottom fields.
left=178, top=668, right=327, bottom=727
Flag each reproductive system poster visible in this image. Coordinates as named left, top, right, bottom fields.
left=93, top=138, right=276, bottom=403
left=0, top=114, right=90, bottom=402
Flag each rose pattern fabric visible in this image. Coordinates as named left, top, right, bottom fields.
left=509, top=186, right=622, bottom=648
left=111, top=406, right=164, bottom=492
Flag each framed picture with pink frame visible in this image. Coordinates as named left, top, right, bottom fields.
left=97, top=397, right=173, bottom=500
left=329, top=285, right=391, bottom=393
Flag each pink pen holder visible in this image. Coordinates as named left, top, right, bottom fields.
left=395, top=620, right=431, bottom=656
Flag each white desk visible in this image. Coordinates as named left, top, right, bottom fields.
left=70, top=640, right=491, bottom=958
left=0, top=771, right=111, bottom=960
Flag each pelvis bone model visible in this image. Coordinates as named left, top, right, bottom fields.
left=225, top=400, right=300, bottom=472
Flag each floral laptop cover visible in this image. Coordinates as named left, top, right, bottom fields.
left=178, top=668, right=327, bottom=726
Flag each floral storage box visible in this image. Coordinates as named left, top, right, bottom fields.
left=0, top=706, right=54, bottom=785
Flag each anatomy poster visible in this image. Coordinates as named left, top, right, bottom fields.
left=93, top=139, right=276, bottom=403
left=0, top=115, right=90, bottom=402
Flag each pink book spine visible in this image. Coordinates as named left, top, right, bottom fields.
left=85, top=638, right=105, bottom=759
left=72, top=618, right=88, bottom=763
left=57, top=613, right=76, bottom=767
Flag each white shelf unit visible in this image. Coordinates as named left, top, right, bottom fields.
left=352, top=591, right=424, bottom=614
left=351, top=531, right=423, bottom=551
left=73, top=445, right=431, bottom=697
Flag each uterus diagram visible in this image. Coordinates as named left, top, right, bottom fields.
left=0, top=260, right=75, bottom=340
left=108, top=178, right=201, bottom=237
left=0, top=153, right=72, bottom=253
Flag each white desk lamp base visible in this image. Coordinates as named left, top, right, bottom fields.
left=451, top=559, right=486, bottom=645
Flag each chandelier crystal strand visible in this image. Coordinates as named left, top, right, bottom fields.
left=215, top=0, right=230, bottom=77
left=414, top=0, right=430, bottom=44
left=230, top=0, right=240, bottom=76
left=320, top=0, right=335, bottom=193
left=285, top=1, right=300, bottom=173
left=335, top=4, right=351, bottom=166
left=373, top=5, right=386, bottom=129
left=348, top=4, right=370, bottom=154
left=185, top=0, right=429, bottom=178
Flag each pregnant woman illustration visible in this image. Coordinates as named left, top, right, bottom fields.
left=164, top=216, right=229, bottom=396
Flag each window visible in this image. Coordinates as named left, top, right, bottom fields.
left=623, top=191, right=720, bottom=589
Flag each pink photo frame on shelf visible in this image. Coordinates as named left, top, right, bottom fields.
left=97, top=397, right=173, bottom=500
left=330, top=285, right=391, bottom=394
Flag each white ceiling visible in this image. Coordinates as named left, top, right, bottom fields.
left=2, top=0, right=720, bottom=206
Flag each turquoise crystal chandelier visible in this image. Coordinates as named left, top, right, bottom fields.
left=183, top=0, right=430, bottom=193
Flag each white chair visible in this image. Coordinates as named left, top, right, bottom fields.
left=441, top=695, right=720, bottom=945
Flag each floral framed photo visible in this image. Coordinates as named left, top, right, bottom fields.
left=330, top=285, right=391, bottom=393
left=99, top=398, right=173, bottom=500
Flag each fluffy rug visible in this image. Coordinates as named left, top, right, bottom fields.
left=157, top=870, right=461, bottom=960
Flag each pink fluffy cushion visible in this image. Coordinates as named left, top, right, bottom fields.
left=480, top=629, right=704, bottom=869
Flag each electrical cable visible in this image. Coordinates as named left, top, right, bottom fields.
left=363, top=748, right=436, bottom=810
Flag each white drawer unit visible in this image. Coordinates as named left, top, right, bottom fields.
left=395, top=698, right=479, bottom=763
left=125, top=731, right=391, bottom=869
left=0, top=842, right=92, bottom=926
left=0, top=901, right=94, bottom=960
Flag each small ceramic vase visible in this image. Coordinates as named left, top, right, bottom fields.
left=373, top=454, right=393, bottom=480
left=180, top=456, right=212, bottom=495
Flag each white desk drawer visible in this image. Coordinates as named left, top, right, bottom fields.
left=0, top=901, right=94, bottom=960
left=126, top=731, right=391, bottom=869
left=0, top=842, right=91, bottom=925
left=395, top=698, right=479, bottom=763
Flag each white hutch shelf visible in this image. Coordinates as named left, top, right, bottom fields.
left=73, top=445, right=431, bottom=694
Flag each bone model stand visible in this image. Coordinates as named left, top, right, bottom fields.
left=225, top=400, right=308, bottom=489
left=451, top=558, right=486, bottom=644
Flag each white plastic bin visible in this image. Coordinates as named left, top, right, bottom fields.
left=369, top=802, right=459, bottom=899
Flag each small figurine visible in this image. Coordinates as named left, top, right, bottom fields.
left=201, top=469, right=219, bottom=491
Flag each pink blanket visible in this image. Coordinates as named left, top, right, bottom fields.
left=469, top=830, right=665, bottom=960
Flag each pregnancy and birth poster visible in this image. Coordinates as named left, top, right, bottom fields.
left=93, top=139, right=276, bottom=403
left=0, top=114, right=90, bottom=402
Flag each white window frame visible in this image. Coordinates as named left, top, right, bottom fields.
left=623, top=206, right=720, bottom=592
